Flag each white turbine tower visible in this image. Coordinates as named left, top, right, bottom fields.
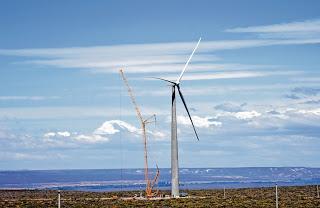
left=154, top=38, right=201, bottom=197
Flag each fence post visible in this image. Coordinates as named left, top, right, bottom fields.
left=275, top=184, right=278, bottom=208
left=58, top=190, right=61, bottom=208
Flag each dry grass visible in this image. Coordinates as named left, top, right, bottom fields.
left=1, top=185, right=320, bottom=207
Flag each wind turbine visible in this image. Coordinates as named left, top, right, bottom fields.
left=154, top=38, right=201, bottom=197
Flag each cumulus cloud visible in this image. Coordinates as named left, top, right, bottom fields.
left=177, top=115, right=222, bottom=128
left=297, top=108, right=320, bottom=116
left=94, top=120, right=166, bottom=140
left=43, top=130, right=108, bottom=144
left=94, top=120, right=139, bottom=135
left=215, top=109, right=262, bottom=121
left=57, top=131, right=71, bottom=137
left=43, top=120, right=166, bottom=144
left=233, top=111, right=261, bottom=120
left=73, top=134, right=109, bottom=143
left=43, top=131, right=109, bottom=144
left=44, top=131, right=71, bottom=138
left=44, top=132, right=56, bottom=138
left=237, top=106, right=320, bottom=131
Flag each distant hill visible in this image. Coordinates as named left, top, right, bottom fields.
left=1, top=167, right=320, bottom=191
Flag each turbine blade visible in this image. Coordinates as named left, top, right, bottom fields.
left=172, top=86, right=176, bottom=106
left=150, top=77, right=176, bottom=85
left=177, top=85, right=199, bottom=141
left=176, top=37, right=201, bottom=84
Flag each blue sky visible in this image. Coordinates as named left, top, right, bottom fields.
left=1, top=0, right=320, bottom=170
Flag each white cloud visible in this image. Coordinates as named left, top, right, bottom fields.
left=94, top=120, right=139, bottom=135
left=226, top=19, right=320, bottom=40
left=233, top=111, right=261, bottom=120
left=42, top=120, right=166, bottom=144
left=44, top=131, right=71, bottom=138
left=160, top=71, right=281, bottom=81
left=177, top=115, right=222, bottom=128
left=44, top=132, right=56, bottom=138
left=0, top=37, right=320, bottom=75
left=73, top=134, right=109, bottom=143
left=229, top=105, right=320, bottom=130
left=160, top=70, right=300, bottom=81
left=57, top=131, right=71, bottom=137
left=226, top=19, right=320, bottom=33
left=297, top=108, right=320, bottom=116
left=43, top=130, right=109, bottom=144
left=94, top=120, right=166, bottom=140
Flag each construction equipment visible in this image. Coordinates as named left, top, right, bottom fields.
left=119, top=69, right=160, bottom=198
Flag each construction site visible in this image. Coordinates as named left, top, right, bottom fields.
left=1, top=1, right=320, bottom=208
left=117, top=38, right=202, bottom=200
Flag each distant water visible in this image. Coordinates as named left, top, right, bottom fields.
left=1, top=167, right=320, bottom=192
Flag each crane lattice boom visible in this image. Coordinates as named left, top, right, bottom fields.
left=119, top=69, right=160, bottom=198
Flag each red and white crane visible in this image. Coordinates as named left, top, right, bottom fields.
left=119, top=69, right=160, bottom=198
